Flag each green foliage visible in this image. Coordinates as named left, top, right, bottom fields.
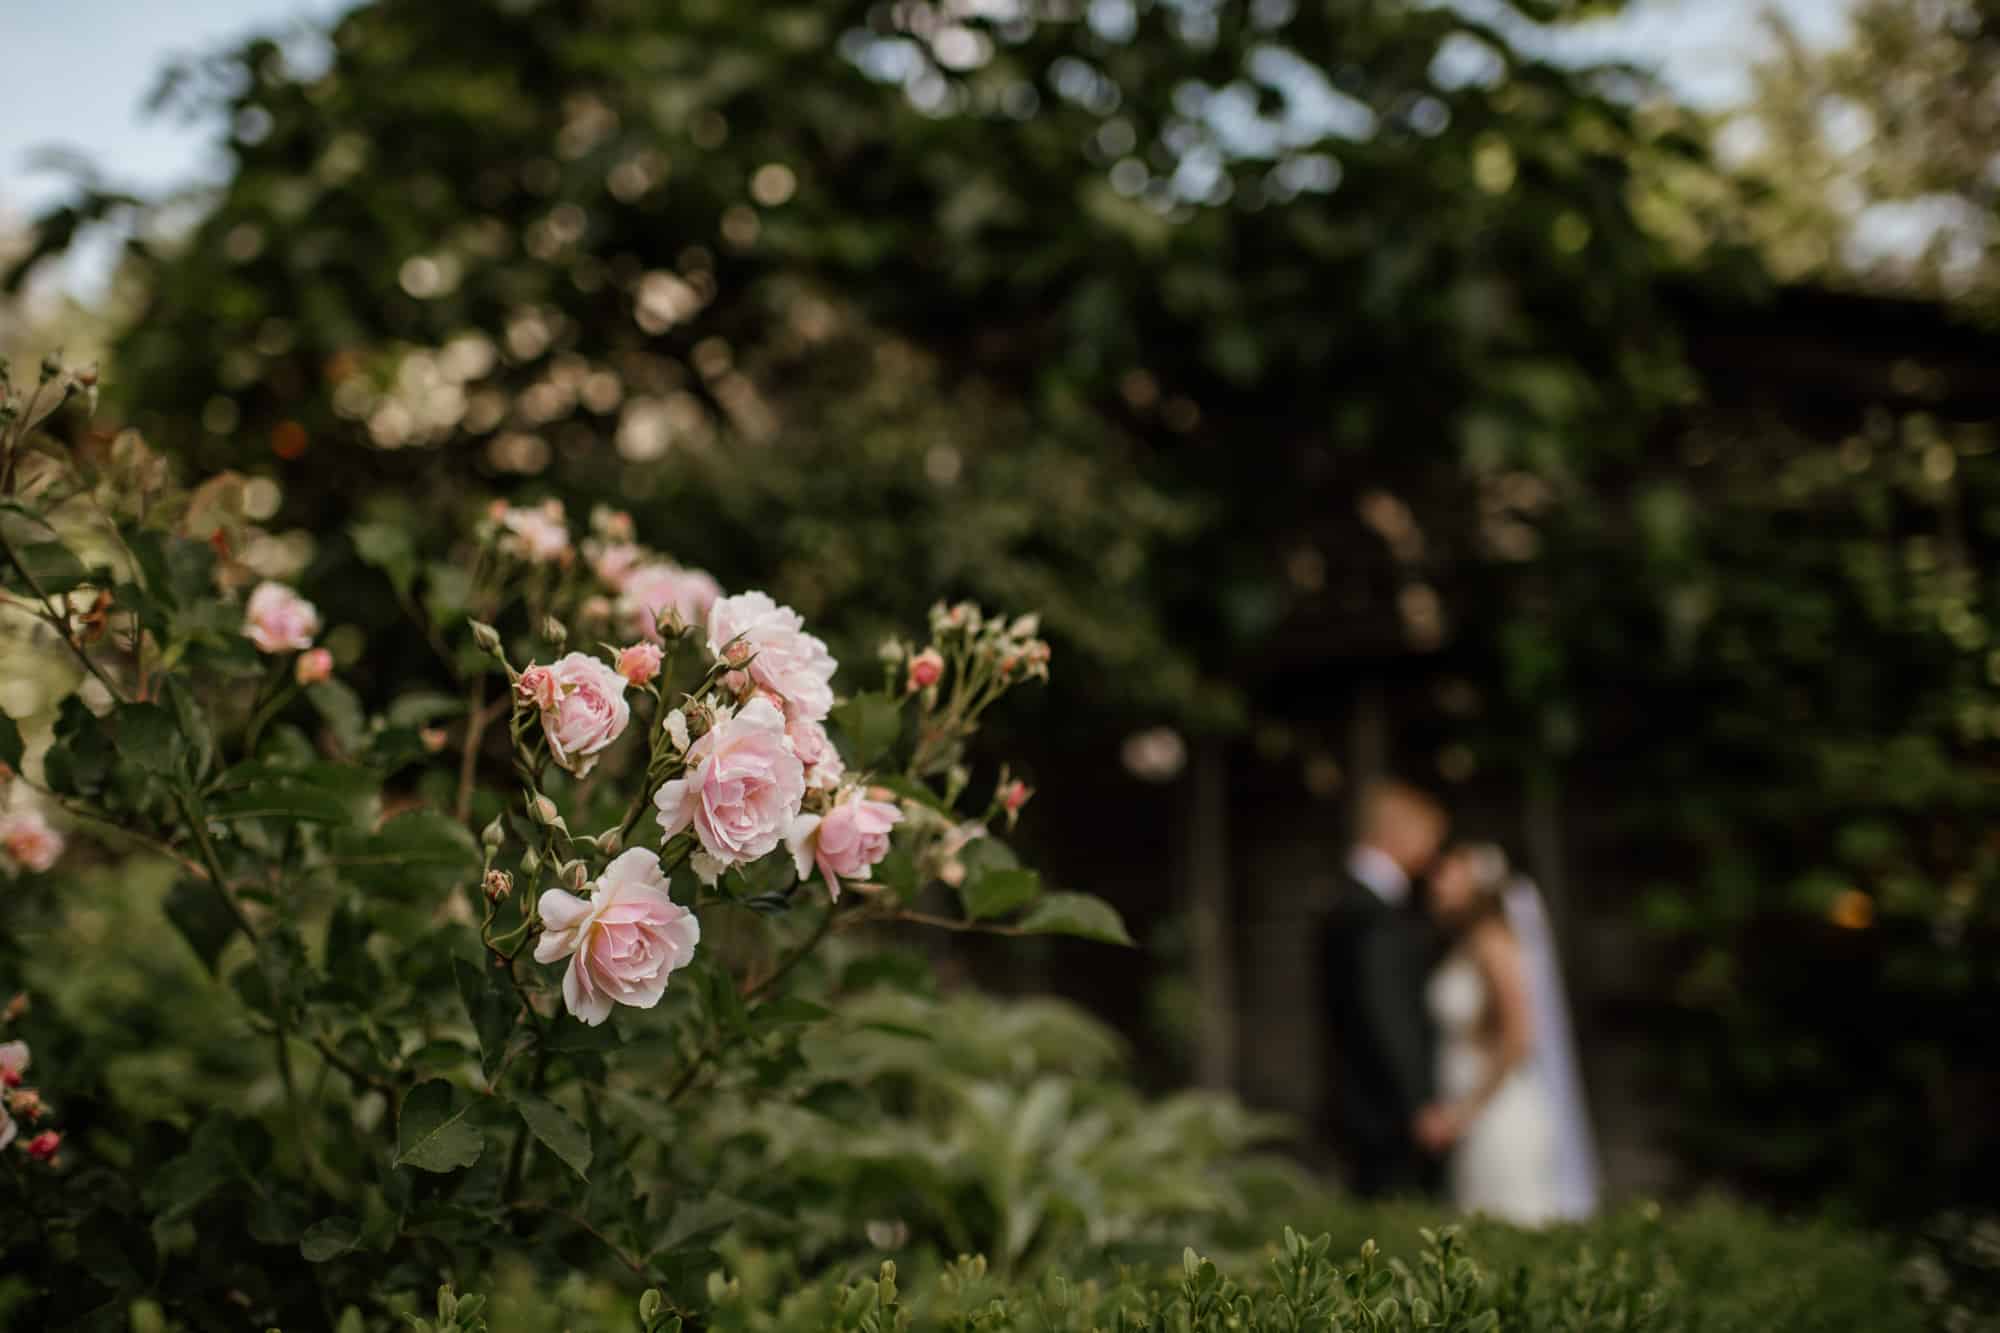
left=0, top=357, right=1135, bottom=1329
left=1500, top=398, right=2000, bottom=1215
left=674, top=1207, right=1922, bottom=1333
left=13, top=0, right=1712, bottom=734
left=678, top=985, right=1299, bottom=1273
left=7, top=0, right=1992, bottom=1272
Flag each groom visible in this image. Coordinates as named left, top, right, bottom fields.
left=1321, top=779, right=1448, bottom=1198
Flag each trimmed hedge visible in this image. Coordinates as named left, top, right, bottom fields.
left=396, top=1197, right=1929, bottom=1333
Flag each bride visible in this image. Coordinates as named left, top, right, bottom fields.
left=1414, top=843, right=1566, bottom=1225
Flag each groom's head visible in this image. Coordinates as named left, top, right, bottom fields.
left=1357, top=779, right=1448, bottom=878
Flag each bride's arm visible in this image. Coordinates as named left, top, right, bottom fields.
left=1424, top=919, right=1533, bottom=1147
left=1470, top=919, right=1533, bottom=1092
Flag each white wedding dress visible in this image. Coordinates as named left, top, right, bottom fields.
left=1427, top=949, right=1561, bottom=1225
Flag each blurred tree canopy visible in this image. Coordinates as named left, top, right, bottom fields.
left=9, top=0, right=1715, bottom=725
left=15, top=0, right=2000, bottom=1214
left=1726, top=0, right=2000, bottom=301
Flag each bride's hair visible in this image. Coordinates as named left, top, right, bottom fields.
left=1444, top=841, right=1513, bottom=930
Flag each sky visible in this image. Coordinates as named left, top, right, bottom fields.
left=0, top=0, right=1855, bottom=289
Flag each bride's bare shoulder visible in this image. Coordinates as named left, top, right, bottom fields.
left=1464, top=914, right=1522, bottom=969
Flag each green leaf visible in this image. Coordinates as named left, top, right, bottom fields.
left=543, top=1020, right=624, bottom=1054
left=753, top=995, right=832, bottom=1027
left=43, top=695, right=111, bottom=795
left=164, top=877, right=242, bottom=975
left=512, top=1093, right=592, bottom=1179
left=333, top=810, right=478, bottom=897
left=830, top=691, right=903, bottom=768
left=300, top=1216, right=359, bottom=1262
left=869, top=773, right=950, bottom=814
left=871, top=844, right=919, bottom=897
left=959, top=837, right=1019, bottom=878
left=126, top=528, right=215, bottom=609
left=454, top=955, right=516, bottom=1082
left=209, top=761, right=379, bottom=824
left=144, top=1114, right=257, bottom=1223
left=395, top=1080, right=485, bottom=1173
left=307, top=679, right=368, bottom=754
left=163, top=677, right=216, bottom=781
left=406, top=1039, right=475, bottom=1075
left=960, top=867, right=1043, bottom=921
left=5, top=539, right=90, bottom=594
left=386, top=692, right=464, bottom=727
left=350, top=520, right=417, bottom=598
left=1016, top=892, right=1135, bottom=946
left=115, top=702, right=184, bottom=775
left=0, top=714, right=22, bottom=772
left=232, top=926, right=310, bottom=1022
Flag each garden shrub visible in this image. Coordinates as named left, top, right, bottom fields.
left=0, top=364, right=1940, bottom=1333
left=0, top=357, right=1126, bottom=1329
left=387, top=1208, right=1931, bottom=1333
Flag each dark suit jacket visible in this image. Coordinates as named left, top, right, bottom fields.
left=1321, top=864, right=1438, bottom=1198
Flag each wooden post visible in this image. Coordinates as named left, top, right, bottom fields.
left=1348, top=678, right=1388, bottom=833
left=1525, top=765, right=1569, bottom=946
left=1187, top=736, right=1235, bottom=1090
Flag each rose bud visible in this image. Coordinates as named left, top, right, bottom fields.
left=294, top=647, right=334, bottom=686
left=23, top=1130, right=59, bottom=1162
left=1003, top=780, right=1033, bottom=814
left=906, top=648, right=944, bottom=692
left=420, top=727, right=449, bottom=753
left=0, top=1042, right=27, bottom=1089
left=616, top=642, right=663, bottom=687
left=482, top=868, right=514, bottom=902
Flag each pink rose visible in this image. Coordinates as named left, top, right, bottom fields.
left=907, top=647, right=944, bottom=691
left=242, top=581, right=319, bottom=653
left=498, top=500, right=571, bottom=563
left=535, top=847, right=699, bottom=1026
left=784, top=712, right=845, bottom=790
left=294, top=647, right=334, bottom=686
left=653, top=696, right=805, bottom=867
left=516, top=664, right=558, bottom=712
left=0, top=1042, right=28, bottom=1089
left=590, top=506, right=636, bottom=541
left=1002, top=780, right=1032, bottom=814
left=591, top=542, right=645, bottom=589
left=23, top=1129, right=59, bottom=1162
left=787, top=789, right=903, bottom=901
left=620, top=562, right=721, bottom=641
left=706, top=591, right=838, bottom=722
left=0, top=810, right=62, bottom=875
left=519, top=653, right=630, bottom=776
left=615, top=642, right=663, bottom=687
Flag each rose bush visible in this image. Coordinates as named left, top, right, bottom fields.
left=0, top=356, right=1128, bottom=1329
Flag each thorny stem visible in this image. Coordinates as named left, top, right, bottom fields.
left=503, top=1201, right=676, bottom=1292
left=171, top=786, right=336, bottom=1191
left=304, top=1031, right=394, bottom=1095
left=240, top=664, right=298, bottom=760
left=662, top=905, right=836, bottom=1107
left=862, top=907, right=1034, bottom=937
left=174, top=789, right=256, bottom=941
left=455, top=685, right=508, bottom=825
